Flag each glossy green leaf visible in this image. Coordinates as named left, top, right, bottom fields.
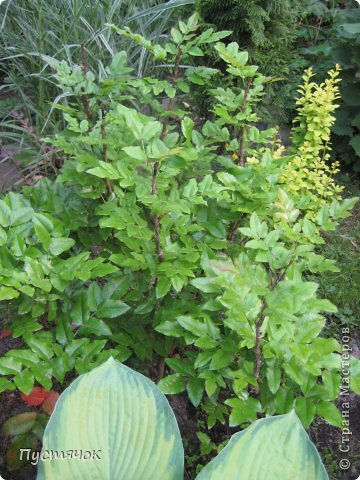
left=316, top=402, right=342, bottom=428
left=266, top=363, right=281, bottom=394
left=0, top=285, right=19, bottom=300
left=14, top=369, right=35, bottom=394
left=187, top=377, right=203, bottom=407
left=123, top=146, right=147, bottom=161
left=49, top=237, right=75, bottom=256
left=158, top=374, right=185, bottom=394
left=294, top=397, right=316, bottom=428
left=96, top=299, right=130, bottom=318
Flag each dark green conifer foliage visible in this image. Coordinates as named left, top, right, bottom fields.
left=197, top=0, right=302, bottom=121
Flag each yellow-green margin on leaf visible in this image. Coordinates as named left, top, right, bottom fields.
left=37, top=358, right=184, bottom=480
left=196, top=410, right=329, bottom=480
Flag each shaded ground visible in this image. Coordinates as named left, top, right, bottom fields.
left=0, top=162, right=22, bottom=193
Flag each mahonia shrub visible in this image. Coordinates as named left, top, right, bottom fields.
left=0, top=14, right=359, bottom=435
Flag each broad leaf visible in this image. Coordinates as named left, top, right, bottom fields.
left=37, top=358, right=183, bottom=480
left=196, top=411, right=328, bottom=479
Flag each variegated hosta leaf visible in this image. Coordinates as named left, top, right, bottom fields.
left=196, top=410, right=329, bottom=480
left=37, top=358, right=183, bottom=480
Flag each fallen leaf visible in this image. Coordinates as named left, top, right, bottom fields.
left=41, top=390, right=60, bottom=414
left=1, top=330, right=12, bottom=338
left=20, top=387, right=49, bottom=406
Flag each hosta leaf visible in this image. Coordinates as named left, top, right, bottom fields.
left=37, top=358, right=183, bottom=480
left=196, top=411, right=328, bottom=480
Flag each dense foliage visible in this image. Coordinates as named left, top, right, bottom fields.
left=197, top=0, right=360, bottom=172
left=280, top=65, right=343, bottom=210
left=294, top=0, right=360, bottom=171
left=197, top=0, right=302, bottom=121
left=0, top=14, right=358, bottom=446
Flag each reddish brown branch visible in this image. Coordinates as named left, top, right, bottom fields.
left=6, top=301, right=10, bottom=324
left=151, top=47, right=182, bottom=262
left=237, top=78, right=253, bottom=166
left=80, top=44, right=93, bottom=124
left=253, top=306, right=266, bottom=395
left=81, top=43, right=87, bottom=79
left=152, top=161, right=158, bottom=195
left=227, top=80, right=254, bottom=239
left=157, top=342, right=177, bottom=381
left=160, top=47, right=182, bottom=140
left=227, top=220, right=240, bottom=242
left=253, top=270, right=286, bottom=395
left=153, top=216, right=164, bottom=262
left=151, top=160, right=163, bottom=261
left=100, top=108, right=113, bottom=195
